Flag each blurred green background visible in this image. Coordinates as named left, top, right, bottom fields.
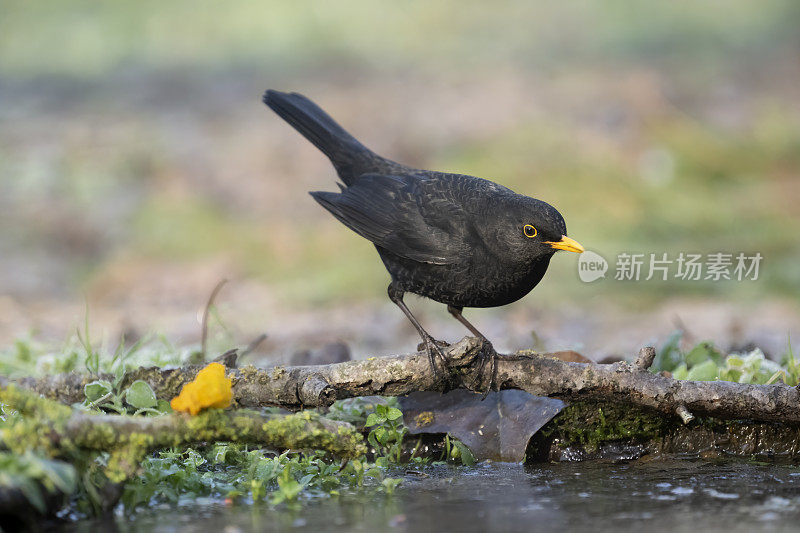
left=1, top=1, right=798, bottom=357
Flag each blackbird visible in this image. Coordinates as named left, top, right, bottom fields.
left=263, top=90, right=584, bottom=381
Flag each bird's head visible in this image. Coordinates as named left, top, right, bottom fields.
left=499, top=197, right=584, bottom=262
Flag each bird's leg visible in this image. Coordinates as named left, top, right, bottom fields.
left=447, top=305, right=486, bottom=339
left=447, top=305, right=498, bottom=393
left=388, top=284, right=449, bottom=379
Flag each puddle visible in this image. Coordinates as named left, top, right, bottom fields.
left=66, top=458, right=800, bottom=532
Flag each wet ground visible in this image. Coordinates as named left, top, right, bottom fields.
left=68, top=459, right=800, bottom=533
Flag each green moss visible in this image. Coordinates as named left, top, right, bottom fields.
left=237, top=364, right=268, bottom=386
left=175, top=409, right=366, bottom=458
left=1, top=385, right=365, bottom=494
left=256, top=411, right=367, bottom=458
left=105, top=433, right=155, bottom=483
left=539, top=401, right=671, bottom=448
left=79, top=423, right=117, bottom=449
left=0, top=385, right=73, bottom=456
left=0, top=384, right=72, bottom=420
left=123, top=366, right=195, bottom=400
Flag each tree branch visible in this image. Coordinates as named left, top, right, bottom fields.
left=8, top=337, right=800, bottom=423
left=0, top=384, right=365, bottom=483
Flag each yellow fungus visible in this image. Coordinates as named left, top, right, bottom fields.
left=171, top=362, right=232, bottom=415
left=415, top=411, right=435, bottom=427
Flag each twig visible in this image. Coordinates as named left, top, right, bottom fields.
left=212, top=348, right=239, bottom=368
left=240, top=333, right=268, bottom=359
left=634, top=346, right=656, bottom=370
left=200, top=279, right=228, bottom=359
left=676, top=404, right=695, bottom=424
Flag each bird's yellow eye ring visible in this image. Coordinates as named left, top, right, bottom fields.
left=523, top=224, right=537, bottom=238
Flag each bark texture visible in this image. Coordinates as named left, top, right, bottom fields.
left=8, top=337, right=800, bottom=423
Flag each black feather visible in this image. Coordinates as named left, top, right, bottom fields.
left=265, top=90, right=576, bottom=309
left=264, top=90, right=414, bottom=184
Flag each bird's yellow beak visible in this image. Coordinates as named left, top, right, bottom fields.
left=545, top=235, right=584, bottom=254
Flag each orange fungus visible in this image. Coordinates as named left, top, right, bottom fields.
left=170, top=362, right=233, bottom=415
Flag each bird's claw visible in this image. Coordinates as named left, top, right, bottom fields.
left=419, top=336, right=449, bottom=380
left=416, top=338, right=449, bottom=351
left=475, top=339, right=498, bottom=399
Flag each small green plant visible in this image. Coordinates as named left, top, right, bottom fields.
left=0, top=336, right=82, bottom=378
left=76, top=304, right=100, bottom=375
left=121, top=445, right=402, bottom=512
left=651, top=330, right=684, bottom=373
left=778, top=335, right=799, bottom=386
left=82, top=376, right=169, bottom=416
left=381, top=477, right=403, bottom=495
left=72, top=319, right=175, bottom=415
left=270, top=466, right=304, bottom=505
left=365, top=403, right=407, bottom=465
left=657, top=331, right=791, bottom=385
left=442, top=434, right=476, bottom=466
left=326, top=397, right=381, bottom=425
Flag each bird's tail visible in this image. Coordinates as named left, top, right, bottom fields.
left=263, top=90, right=374, bottom=184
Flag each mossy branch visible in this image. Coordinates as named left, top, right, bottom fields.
left=7, top=337, right=800, bottom=423
left=0, top=385, right=365, bottom=483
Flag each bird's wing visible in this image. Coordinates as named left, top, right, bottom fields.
left=310, top=173, right=472, bottom=264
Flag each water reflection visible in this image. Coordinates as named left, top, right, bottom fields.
left=68, top=459, right=800, bottom=533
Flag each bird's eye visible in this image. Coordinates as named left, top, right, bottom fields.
left=523, top=224, right=537, bottom=238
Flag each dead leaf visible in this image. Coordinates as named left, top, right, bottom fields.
left=399, top=390, right=565, bottom=462
left=547, top=350, right=592, bottom=363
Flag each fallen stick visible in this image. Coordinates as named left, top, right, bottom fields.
left=0, top=384, right=365, bottom=482
left=8, top=337, right=800, bottom=423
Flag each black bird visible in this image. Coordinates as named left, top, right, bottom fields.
left=263, top=90, right=584, bottom=380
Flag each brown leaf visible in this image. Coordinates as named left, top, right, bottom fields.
left=399, top=390, right=565, bottom=462
left=546, top=350, right=592, bottom=363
